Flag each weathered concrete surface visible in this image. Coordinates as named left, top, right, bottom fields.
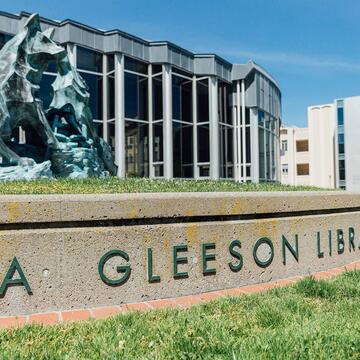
left=0, top=191, right=358, bottom=224
left=0, top=191, right=359, bottom=316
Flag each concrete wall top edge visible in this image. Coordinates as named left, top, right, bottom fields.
left=0, top=191, right=355, bottom=224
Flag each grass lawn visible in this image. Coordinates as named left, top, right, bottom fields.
left=0, top=177, right=329, bottom=194
left=1, top=272, right=360, bottom=359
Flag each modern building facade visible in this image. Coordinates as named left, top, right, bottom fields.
left=282, top=97, right=360, bottom=191
left=334, top=96, right=360, bottom=191
left=280, top=127, right=310, bottom=186
left=281, top=104, right=337, bottom=189
left=308, top=98, right=360, bottom=191
left=0, top=11, right=282, bottom=182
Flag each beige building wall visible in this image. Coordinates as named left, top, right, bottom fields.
left=308, top=104, right=336, bottom=189
left=280, top=127, right=310, bottom=186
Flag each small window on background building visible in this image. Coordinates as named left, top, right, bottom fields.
left=281, top=140, right=288, bottom=152
left=296, top=140, right=308, bottom=152
left=337, top=107, right=344, bottom=126
left=339, top=159, right=346, bottom=181
left=297, top=163, right=309, bottom=176
left=338, top=134, right=345, bottom=154
left=282, top=164, right=288, bottom=175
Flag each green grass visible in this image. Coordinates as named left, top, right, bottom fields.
left=0, top=177, right=330, bottom=194
left=1, top=272, right=360, bottom=359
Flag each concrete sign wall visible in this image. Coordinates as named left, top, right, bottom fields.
left=0, top=192, right=359, bottom=316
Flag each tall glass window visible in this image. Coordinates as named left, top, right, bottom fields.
left=125, top=121, right=149, bottom=177
left=76, top=46, right=104, bottom=136
left=196, top=78, right=209, bottom=177
left=124, top=56, right=149, bottom=177
left=218, top=81, right=233, bottom=178
left=172, top=68, right=193, bottom=178
left=258, top=109, right=279, bottom=182
left=77, top=46, right=103, bottom=73
left=0, top=32, right=13, bottom=50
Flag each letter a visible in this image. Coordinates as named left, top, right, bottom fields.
left=0, top=257, right=32, bottom=297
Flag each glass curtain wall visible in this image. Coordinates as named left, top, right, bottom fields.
left=152, top=64, right=163, bottom=177
left=172, top=68, right=193, bottom=178
left=124, top=56, right=149, bottom=177
left=196, top=78, right=210, bottom=177
left=258, top=109, right=279, bottom=181
left=218, top=81, right=233, bottom=178
left=76, top=46, right=104, bottom=137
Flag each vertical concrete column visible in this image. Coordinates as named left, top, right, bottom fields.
left=163, top=64, right=173, bottom=179
left=232, top=104, right=238, bottom=181
left=250, top=109, right=259, bottom=183
left=114, top=53, right=125, bottom=177
left=241, top=79, right=246, bottom=182
left=192, top=76, right=199, bottom=178
left=102, top=54, right=108, bottom=142
left=209, top=76, right=219, bottom=180
left=148, top=64, right=154, bottom=178
left=236, top=80, right=241, bottom=182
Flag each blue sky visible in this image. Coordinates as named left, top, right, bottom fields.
left=2, top=0, right=360, bottom=127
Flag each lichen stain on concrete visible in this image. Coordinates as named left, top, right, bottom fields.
left=230, top=200, right=243, bottom=215
left=186, top=224, right=199, bottom=247
left=185, top=209, right=193, bottom=217
left=143, top=233, right=151, bottom=245
left=127, top=210, right=139, bottom=219
left=254, top=218, right=280, bottom=244
left=6, top=202, right=22, bottom=223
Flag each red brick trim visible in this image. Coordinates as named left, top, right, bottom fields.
left=0, top=261, right=359, bottom=329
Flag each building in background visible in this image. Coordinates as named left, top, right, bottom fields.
left=0, top=11, right=281, bottom=182
left=280, top=127, right=310, bottom=186
left=334, top=96, right=360, bottom=191
left=281, top=96, right=360, bottom=191
left=308, top=104, right=336, bottom=189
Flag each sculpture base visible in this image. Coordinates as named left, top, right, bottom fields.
left=51, top=147, right=109, bottom=179
left=0, top=160, right=53, bottom=181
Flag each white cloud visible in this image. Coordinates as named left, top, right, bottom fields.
left=222, top=49, right=360, bottom=72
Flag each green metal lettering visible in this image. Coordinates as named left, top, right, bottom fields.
left=0, top=257, right=32, bottom=297
left=98, top=250, right=131, bottom=286
left=253, top=237, right=274, bottom=268
left=282, top=234, right=299, bottom=265
left=147, top=248, right=161, bottom=283
left=202, top=243, right=216, bottom=275
left=228, top=240, right=243, bottom=272
left=173, top=245, right=188, bottom=279
left=349, top=227, right=355, bottom=252
left=337, top=229, right=344, bottom=254
left=317, top=231, right=324, bottom=258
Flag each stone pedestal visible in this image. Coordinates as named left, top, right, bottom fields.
left=0, top=161, right=53, bottom=181
left=51, top=147, right=108, bottom=178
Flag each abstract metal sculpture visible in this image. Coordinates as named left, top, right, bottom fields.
left=0, top=13, right=116, bottom=180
